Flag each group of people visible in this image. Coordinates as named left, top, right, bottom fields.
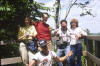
left=53, top=19, right=87, bottom=66
left=18, top=12, right=87, bottom=66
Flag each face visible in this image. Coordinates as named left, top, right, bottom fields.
left=61, top=21, right=67, bottom=28
left=42, top=14, right=48, bottom=22
left=41, top=45, right=48, bottom=51
left=71, top=22, right=77, bottom=28
left=25, top=17, right=30, bottom=26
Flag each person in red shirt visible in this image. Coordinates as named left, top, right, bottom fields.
left=33, top=13, right=53, bottom=50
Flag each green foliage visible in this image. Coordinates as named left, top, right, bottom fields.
left=0, top=0, right=49, bottom=40
left=0, top=44, right=19, bottom=58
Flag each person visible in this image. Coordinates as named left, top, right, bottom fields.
left=33, top=12, right=53, bottom=50
left=18, top=16, right=37, bottom=65
left=29, top=39, right=73, bottom=66
left=69, top=18, right=87, bottom=66
left=53, top=20, right=71, bottom=66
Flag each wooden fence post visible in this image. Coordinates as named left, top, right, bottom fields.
left=86, top=39, right=94, bottom=66
left=86, top=56, right=94, bottom=66
left=87, top=39, right=93, bottom=54
left=95, top=41, right=100, bottom=58
left=84, top=38, right=88, bottom=51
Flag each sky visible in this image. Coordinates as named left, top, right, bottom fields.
left=35, top=0, right=100, bottom=33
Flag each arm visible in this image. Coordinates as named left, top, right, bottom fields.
left=51, top=29, right=59, bottom=37
left=33, top=26, right=37, bottom=37
left=18, top=35, right=25, bottom=40
left=29, top=26, right=37, bottom=38
left=55, top=51, right=73, bottom=62
left=80, top=30, right=87, bottom=37
left=29, top=60, right=36, bottom=66
left=18, top=27, right=25, bottom=40
left=76, top=28, right=87, bottom=40
left=49, top=26, right=55, bottom=37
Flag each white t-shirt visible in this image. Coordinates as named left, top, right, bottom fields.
left=33, top=51, right=57, bottom=66
left=69, top=27, right=87, bottom=45
left=56, top=28, right=71, bottom=43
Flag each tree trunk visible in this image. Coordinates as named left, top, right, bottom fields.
left=64, top=0, right=77, bottom=19
left=55, top=0, right=60, bottom=29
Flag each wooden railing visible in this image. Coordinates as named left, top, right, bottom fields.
left=83, top=36, right=100, bottom=66
left=1, top=57, right=22, bottom=65
left=1, top=36, right=100, bottom=66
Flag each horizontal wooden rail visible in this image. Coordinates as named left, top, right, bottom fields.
left=87, top=36, right=100, bottom=41
left=1, top=57, right=22, bottom=65
left=83, top=51, right=100, bottom=66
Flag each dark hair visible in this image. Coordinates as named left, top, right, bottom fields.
left=42, top=12, right=49, bottom=17
left=21, top=16, right=31, bottom=27
left=60, top=20, right=67, bottom=24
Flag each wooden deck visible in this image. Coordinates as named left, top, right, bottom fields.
left=0, top=35, right=100, bottom=66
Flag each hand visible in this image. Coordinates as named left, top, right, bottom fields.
left=55, top=29, right=59, bottom=32
left=54, top=29, right=59, bottom=34
left=26, top=34, right=30, bottom=38
left=18, top=35, right=26, bottom=40
left=75, top=35, right=79, bottom=40
left=75, top=34, right=82, bottom=40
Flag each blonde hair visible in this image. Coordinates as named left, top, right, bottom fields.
left=70, top=18, right=78, bottom=27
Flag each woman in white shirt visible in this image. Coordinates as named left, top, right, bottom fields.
left=69, top=19, right=87, bottom=66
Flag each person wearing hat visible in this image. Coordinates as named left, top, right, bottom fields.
left=29, top=39, right=73, bottom=66
left=69, top=18, right=87, bottom=66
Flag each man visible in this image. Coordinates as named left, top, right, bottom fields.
left=53, top=20, right=71, bottom=66
left=29, top=39, right=73, bottom=66
left=18, top=16, right=37, bottom=65
left=33, top=13, right=53, bottom=50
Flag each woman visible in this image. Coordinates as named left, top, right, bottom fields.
left=69, top=18, right=87, bottom=66
left=18, top=16, right=37, bottom=65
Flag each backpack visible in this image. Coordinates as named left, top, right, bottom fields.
left=28, top=38, right=38, bottom=53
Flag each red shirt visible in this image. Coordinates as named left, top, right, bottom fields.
left=33, top=21, right=51, bottom=41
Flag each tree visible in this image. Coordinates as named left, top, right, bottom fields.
left=64, top=0, right=95, bottom=19
left=64, top=0, right=77, bottom=19
left=53, top=0, right=94, bottom=28
left=55, top=0, right=60, bottom=28
left=0, top=0, right=49, bottom=40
